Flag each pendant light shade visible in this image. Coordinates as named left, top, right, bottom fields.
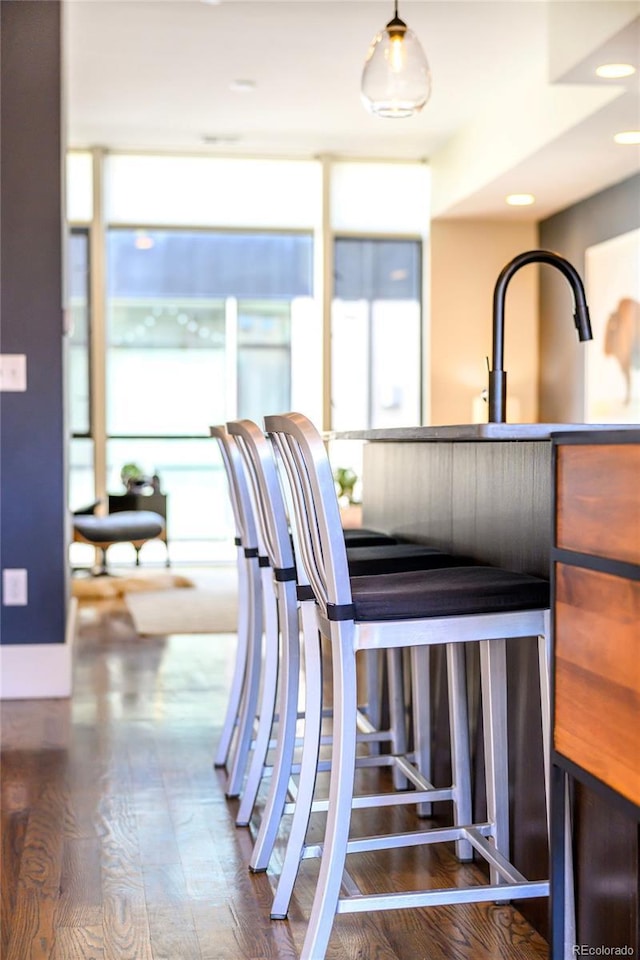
left=361, top=1, right=431, bottom=118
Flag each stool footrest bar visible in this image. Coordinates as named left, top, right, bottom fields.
left=337, top=880, right=551, bottom=914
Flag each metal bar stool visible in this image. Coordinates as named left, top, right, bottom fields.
left=210, top=425, right=265, bottom=799
left=229, top=419, right=403, bottom=854
left=212, top=421, right=398, bottom=824
left=265, top=411, right=552, bottom=960
left=226, top=418, right=483, bottom=866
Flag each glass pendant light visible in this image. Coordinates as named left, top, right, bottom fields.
left=361, top=1, right=431, bottom=118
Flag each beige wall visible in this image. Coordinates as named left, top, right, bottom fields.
left=429, top=219, right=539, bottom=425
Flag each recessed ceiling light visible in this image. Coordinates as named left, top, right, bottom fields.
left=506, top=193, right=535, bottom=207
left=614, top=130, right=640, bottom=145
left=229, top=79, right=256, bottom=93
left=595, top=63, right=636, bottom=79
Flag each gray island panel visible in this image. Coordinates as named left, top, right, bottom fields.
left=360, top=437, right=552, bottom=577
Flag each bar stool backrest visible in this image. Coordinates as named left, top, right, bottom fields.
left=210, top=424, right=260, bottom=554
left=227, top=419, right=295, bottom=575
left=265, top=412, right=354, bottom=617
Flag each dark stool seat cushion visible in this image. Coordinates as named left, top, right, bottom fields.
left=349, top=565, right=550, bottom=622
left=346, top=544, right=476, bottom=577
left=73, top=510, right=165, bottom=546
left=342, top=528, right=397, bottom=547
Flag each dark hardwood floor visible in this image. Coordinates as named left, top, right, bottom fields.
left=1, top=586, right=550, bottom=959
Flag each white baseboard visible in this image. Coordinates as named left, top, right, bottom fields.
left=0, top=597, right=77, bottom=700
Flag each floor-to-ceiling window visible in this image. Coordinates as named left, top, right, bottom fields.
left=66, top=152, right=430, bottom=562
left=327, top=161, right=429, bottom=490
left=105, top=228, right=313, bottom=553
left=332, top=237, right=422, bottom=431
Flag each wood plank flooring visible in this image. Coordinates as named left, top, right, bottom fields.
left=1, top=583, right=550, bottom=960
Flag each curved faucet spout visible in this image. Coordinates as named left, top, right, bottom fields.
left=488, top=249, right=593, bottom=423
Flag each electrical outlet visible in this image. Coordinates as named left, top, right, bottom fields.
left=2, top=569, right=28, bottom=605
left=0, top=354, right=27, bottom=391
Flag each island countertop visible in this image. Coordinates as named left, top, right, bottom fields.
left=329, top=422, right=638, bottom=442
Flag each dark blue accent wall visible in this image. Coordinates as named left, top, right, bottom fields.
left=0, top=0, right=67, bottom=646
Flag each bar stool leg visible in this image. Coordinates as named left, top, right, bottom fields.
left=411, top=645, right=432, bottom=816
left=271, top=598, right=324, bottom=919
left=538, top=613, right=552, bottom=833
left=479, top=637, right=509, bottom=886
left=387, top=648, right=409, bottom=789
left=215, top=547, right=249, bottom=768
left=250, top=580, right=301, bottom=871
left=362, top=649, right=382, bottom=756
left=446, top=642, right=473, bottom=861
left=299, top=622, right=358, bottom=960
left=226, top=556, right=263, bottom=798
left=236, top=568, right=280, bottom=825
left=541, top=613, right=575, bottom=957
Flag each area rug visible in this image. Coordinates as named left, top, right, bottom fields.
left=71, top=570, right=194, bottom=601
left=125, top=585, right=238, bottom=635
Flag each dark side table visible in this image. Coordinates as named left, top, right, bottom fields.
left=108, top=492, right=170, bottom=566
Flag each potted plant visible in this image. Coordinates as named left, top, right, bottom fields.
left=333, top=466, right=362, bottom=528
left=120, top=462, right=146, bottom=492
left=333, top=467, right=359, bottom=506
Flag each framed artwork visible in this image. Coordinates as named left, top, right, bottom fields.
left=585, top=227, right=640, bottom=423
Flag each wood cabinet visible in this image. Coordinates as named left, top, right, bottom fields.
left=551, top=431, right=640, bottom=958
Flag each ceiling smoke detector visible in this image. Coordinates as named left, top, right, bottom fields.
left=229, top=79, right=256, bottom=93
left=202, top=134, right=242, bottom=145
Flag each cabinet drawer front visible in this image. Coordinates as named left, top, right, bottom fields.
left=554, top=563, right=640, bottom=807
left=556, top=444, right=640, bottom=564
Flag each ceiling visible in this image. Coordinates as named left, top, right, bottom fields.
left=64, top=0, right=640, bottom=220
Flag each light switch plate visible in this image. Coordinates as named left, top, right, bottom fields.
left=3, top=569, right=28, bottom=605
left=0, top=354, right=27, bottom=391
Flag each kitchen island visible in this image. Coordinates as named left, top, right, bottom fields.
left=331, top=423, right=639, bottom=952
